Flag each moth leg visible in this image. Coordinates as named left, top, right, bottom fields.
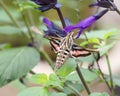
left=88, top=52, right=100, bottom=71
left=88, top=63, right=94, bottom=71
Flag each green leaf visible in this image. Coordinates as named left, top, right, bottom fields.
left=0, top=9, right=19, bottom=24
left=113, top=76, right=120, bottom=86
left=50, top=92, right=67, bottom=96
left=46, top=74, right=63, bottom=89
left=80, top=29, right=120, bottom=40
left=77, top=54, right=98, bottom=63
left=66, top=68, right=98, bottom=83
left=18, top=1, right=39, bottom=11
left=0, top=47, right=40, bottom=86
left=18, top=87, right=49, bottom=96
left=11, top=80, right=27, bottom=90
left=99, top=42, right=115, bottom=56
left=80, top=38, right=100, bottom=47
left=80, top=68, right=98, bottom=82
left=56, top=58, right=77, bottom=77
left=0, top=26, right=20, bottom=34
left=104, top=32, right=116, bottom=40
left=63, top=81, right=83, bottom=95
left=0, top=43, right=11, bottom=49
left=81, top=68, right=98, bottom=82
left=30, top=73, right=48, bottom=85
left=80, top=30, right=107, bottom=39
left=90, top=92, right=109, bottom=96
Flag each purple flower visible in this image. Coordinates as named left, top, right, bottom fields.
left=31, top=0, right=61, bottom=12
left=64, top=9, right=108, bottom=38
left=43, top=9, right=108, bottom=39
left=89, top=0, right=118, bottom=11
left=43, top=18, right=66, bottom=37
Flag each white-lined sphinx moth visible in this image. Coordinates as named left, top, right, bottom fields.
left=45, top=32, right=98, bottom=69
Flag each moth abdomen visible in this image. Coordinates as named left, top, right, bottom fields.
left=55, top=50, right=70, bottom=69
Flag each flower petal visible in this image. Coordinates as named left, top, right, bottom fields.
left=43, top=18, right=52, bottom=27
left=43, top=18, right=66, bottom=37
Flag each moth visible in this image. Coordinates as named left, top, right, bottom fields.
left=45, top=32, right=98, bottom=69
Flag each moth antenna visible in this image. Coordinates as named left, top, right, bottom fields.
left=31, top=26, right=44, bottom=35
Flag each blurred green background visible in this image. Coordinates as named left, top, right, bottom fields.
left=1, top=0, right=120, bottom=96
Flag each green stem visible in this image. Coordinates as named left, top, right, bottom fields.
left=76, top=64, right=91, bottom=95
left=105, top=53, right=114, bottom=96
left=20, top=11, right=34, bottom=45
left=56, top=8, right=66, bottom=28
left=27, top=10, right=35, bottom=26
left=93, top=54, right=111, bottom=91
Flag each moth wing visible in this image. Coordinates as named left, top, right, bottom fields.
left=50, top=40, right=60, bottom=53
left=45, top=35, right=61, bottom=52
left=70, top=44, right=91, bottom=57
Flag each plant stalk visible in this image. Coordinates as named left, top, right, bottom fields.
left=94, top=54, right=111, bottom=91
left=56, top=8, right=66, bottom=28
left=76, top=64, right=91, bottom=95
left=21, top=12, right=34, bottom=45
left=105, top=53, right=114, bottom=96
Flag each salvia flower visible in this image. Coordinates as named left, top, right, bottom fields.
left=89, top=0, right=118, bottom=11
left=31, top=0, right=61, bottom=12
left=64, top=9, right=108, bottom=38
left=43, top=18, right=66, bottom=37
